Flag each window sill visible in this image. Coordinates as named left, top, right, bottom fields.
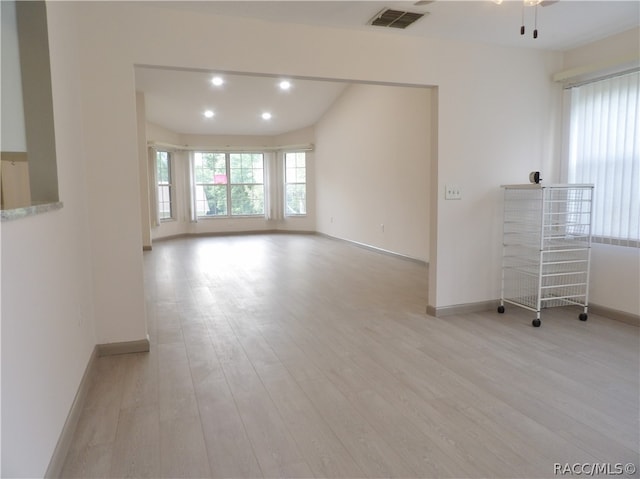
left=592, top=236, right=639, bottom=248
left=1, top=201, right=63, bottom=222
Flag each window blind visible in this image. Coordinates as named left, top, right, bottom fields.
left=567, top=70, right=639, bottom=247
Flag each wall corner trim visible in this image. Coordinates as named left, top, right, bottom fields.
left=316, top=232, right=428, bottom=266
left=96, top=336, right=151, bottom=356
left=44, top=346, right=99, bottom=479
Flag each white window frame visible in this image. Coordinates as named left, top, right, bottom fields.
left=156, top=150, right=175, bottom=222
left=193, top=151, right=266, bottom=218
left=284, top=151, right=307, bottom=217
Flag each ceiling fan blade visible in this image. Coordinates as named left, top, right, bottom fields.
left=540, top=0, right=559, bottom=7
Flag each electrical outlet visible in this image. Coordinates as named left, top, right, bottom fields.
left=380, top=223, right=385, bottom=232
left=445, top=184, right=462, bottom=200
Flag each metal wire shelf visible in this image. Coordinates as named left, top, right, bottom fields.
left=498, top=184, right=594, bottom=327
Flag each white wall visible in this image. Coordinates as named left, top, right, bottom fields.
left=590, top=243, right=640, bottom=316
left=5, top=2, right=634, bottom=474
left=146, top=121, right=182, bottom=146
left=75, top=4, right=148, bottom=346
left=558, top=28, right=640, bottom=316
left=1, top=3, right=97, bottom=476
left=315, top=83, right=431, bottom=261
left=433, top=46, right=563, bottom=309
left=561, top=27, right=639, bottom=74
left=66, top=0, right=562, bottom=322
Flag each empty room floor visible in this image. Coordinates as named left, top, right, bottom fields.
left=62, top=234, right=639, bottom=478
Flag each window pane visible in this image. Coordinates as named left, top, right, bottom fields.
left=231, top=184, right=264, bottom=215
left=286, top=167, right=296, bottom=182
left=158, top=185, right=172, bottom=219
left=195, top=152, right=265, bottom=218
left=230, top=167, right=243, bottom=184
left=230, top=153, right=263, bottom=185
left=196, top=184, right=227, bottom=216
left=195, top=152, right=225, bottom=183
left=195, top=185, right=207, bottom=217
left=157, top=151, right=172, bottom=220
left=158, top=185, right=169, bottom=203
left=157, top=151, right=169, bottom=183
left=230, top=153, right=242, bottom=169
left=195, top=152, right=228, bottom=217
left=285, top=152, right=307, bottom=216
left=286, top=184, right=306, bottom=215
left=212, top=154, right=226, bottom=174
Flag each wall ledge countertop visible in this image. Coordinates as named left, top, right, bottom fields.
left=1, top=201, right=64, bottom=222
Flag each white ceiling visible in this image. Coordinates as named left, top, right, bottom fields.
left=136, top=1, right=639, bottom=137
left=136, top=67, right=349, bottom=136
left=158, top=1, right=639, bottom=51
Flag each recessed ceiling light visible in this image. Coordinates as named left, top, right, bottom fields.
left=211, top=76, right=224, bottom=86
left=204, top=110, right=214, bottom=118
left=279, top=80, right=291, bottom=90
left=261, top=112, right=272, bottom=120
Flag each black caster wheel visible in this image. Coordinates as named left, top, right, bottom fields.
left=532, top=319, right=541, bottom=327
left=497, top=306, right=505, bottom=314
left=579, top=313, right=588, bottom=321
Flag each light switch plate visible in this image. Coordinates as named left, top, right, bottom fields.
left=445, top=184, right=462, bottom=200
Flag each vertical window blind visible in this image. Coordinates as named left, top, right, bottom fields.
left=567, top=70, right=639, bottom=247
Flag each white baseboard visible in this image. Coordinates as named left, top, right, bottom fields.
left=96, top=337, right=150, bottom=356
left=427, top=299, right=639, bottom=327
left=151, top=229, right=316, bottom=244
left=44, top=346, right=98, bottom=478
left=316, top=232, right=428, bottom=266
left=44, top=337, right=151, bottom=477
left=427, top=300, right=500, bottom=317
left=589, top=304, right=640, bottom=326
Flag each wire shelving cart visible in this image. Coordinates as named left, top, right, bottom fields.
left=498, top=184, right=594, bottom=327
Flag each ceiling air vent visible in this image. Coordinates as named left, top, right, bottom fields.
left=369, top=8, right=425, bottom=29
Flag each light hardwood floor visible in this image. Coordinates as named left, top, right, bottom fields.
left=62, top=233, right=639, bottom=478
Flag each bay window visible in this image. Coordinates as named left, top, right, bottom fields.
left=193, top=152, right=265, bottom=217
